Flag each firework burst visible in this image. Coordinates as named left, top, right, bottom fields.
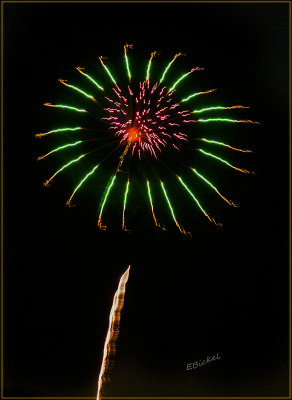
left=37, top=44, right=258, bottom=235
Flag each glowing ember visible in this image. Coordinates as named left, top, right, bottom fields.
left=102, top=81, right=191, bottom=159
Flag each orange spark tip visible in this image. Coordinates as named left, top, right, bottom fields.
left=181, top=227, right=192, bottom=237
left=207, top=88, right=217, bottom=93
left=124, top=43, right=133, bottom=52
left=229, top=105, right=250, bottom=109
left=239, top=119, right=260, bottom=124
left=236, top=167, right=255, bottom=175
left=98, top=56, right=106, bottom=66
left=97, top=220, right=107, bottom=231
left=174, top=52, right=186, bottom=58
left=191, top=67, right=204, bottom=72
left=229, top=200, right=239, bottom=207
left=225, top=199, right=239, bottom=207
left=205, top=213, right=222, bottom=227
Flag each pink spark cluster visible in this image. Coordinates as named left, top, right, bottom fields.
left=102, top=81, right=194, bottom=158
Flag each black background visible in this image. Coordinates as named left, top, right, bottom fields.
left=3, top=1, right=290, bottom=398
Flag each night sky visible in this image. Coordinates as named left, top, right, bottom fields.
left=3, top=1, right=290, bottom=399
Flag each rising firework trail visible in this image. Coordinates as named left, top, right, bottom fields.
left=38, top=44, right=258, bottom=234
left=96, top=266, right=131, bottom=400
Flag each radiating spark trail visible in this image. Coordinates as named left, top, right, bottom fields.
left=177, top=176, right=222, bottom=226
left=146, top=51, right=157, bottom=82
left=181, top=89, right=216, bottom=103
left=96, top=266, right=131, bottom=400
left=99, top=56, right=117, bottom=86
left=168, top=67, right=204, bottom=92
left=197, top=118, right=259, bottom=124
left=35, top=127, right=82, bottom=138
left=124, top=44, right=133, bottom=82
left=37, top=140, right=82, bottom=161
left=58, top=79, right=96, bottom=102
left=122, top=179, right=130, bottom=231
left=160, top=181, right=188, bottom=235
left=159, top=53, right=184, bottom=83
left=192, top=105, right=249, bottom=113
left=97, top=175, right=116, bottom=230
left=97, top=141, right=131, bottom=230
left=43, top=103, right=87, bottom=113
left=43, top=154, right=86, bottom=186
left=199, top=149, right=254, bottom=174
left=76, top=67, right=104, bottom=91
left=66, top=164, right=99, bottom=206
left=190, top=168, right=237, bottom=207
left=146, top=179, right=159, bottom=228
left=115, top=140, right=131, bottom=174
left=200, top=138, right=252, bottom=153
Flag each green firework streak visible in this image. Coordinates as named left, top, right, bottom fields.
left=201, top=138, right=230, bottom=146
left=146, top=180, right=154, bottom=210
left=35, top=127, right=82, bottom=138
left=198, top=118, right=241, bottom=123
left=44, top=104, right=87, bottom=112
left=77, top=68, right=104, bottom=91
left=181, top=90, right=214, bottom=102
left=193, top=106, right=228, bottom=113
left=160, top=53, right=182, bottom=83
left=104, top=65, right=116, bottom=85
left=38, top=140, right=82, bottom=160
left=67, top=164, right=99, bottom=205
left=200, top=138, right=252, bottom=153
left=191, top=168, right=220, bottom=192
left=181, top=92, right=202, bottom=102
left=99, top=57, right=117, bottom=85
left=146, top=59, right=151, bottom=81
left=146, top=179, right=159, bottom=227
left=177, top=176, right=207, bottom=215
left=191, top=167, right=237, bottom=207
left=123, top=179, right=130, bottom=211
left=169, top=72, right=189, bottom=92
left=146, top=52, right=156, bottom=82
left=97, top=175, right=116, bottom=227
left=160, top=60, right=173, bottom=83
left=177, top=176, right=221, bottom=226
left=59, top=80, right=95, bottom=100
left=199, top=149, right=234, bottom=167
left=122, top=179, right=130, bottom=229
left=198, top=149, right=252, bottom=174
left=168, top=67, right=201, bottom=92
left=160, top=181, right=178, bottom=225
left=45, top=127, right=82, bottom=134
left=44, top=154, right=85, bottom=186
left=124, top=52, right=131, bottom=80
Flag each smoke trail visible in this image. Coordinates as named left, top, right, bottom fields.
left=97, top=266, right=131, bottom=400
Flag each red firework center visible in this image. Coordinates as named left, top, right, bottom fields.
left=102, top=80, right=194, bottom=159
